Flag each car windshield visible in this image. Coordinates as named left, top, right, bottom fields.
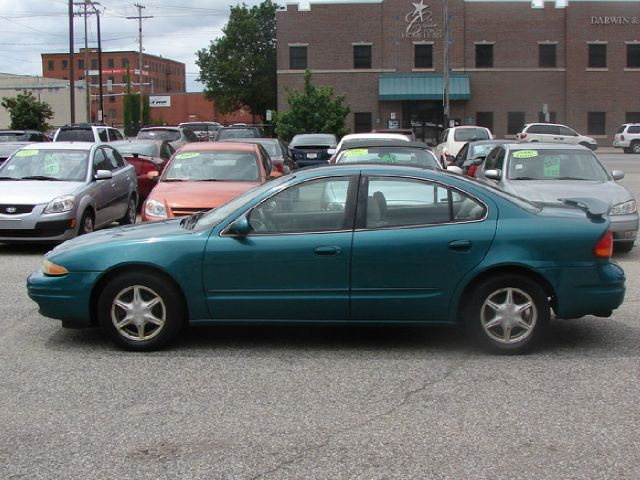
left=113, top=142, right=158, bottom=156
left=470, top=144, right=497, bottom=158
left=164, top=150, right=260, bottom=181
left=0, top=148, right=88, bottom=181
left=217, top=129, right=257, bottom=140
left=453, top=128, right=490, bottom=142
left=0, top=144, right=23, bottom=158
left=507, top=149, right=609, bottom=181
left=336, top=146, right=439, bottom=168
left=138, top=130, right=180, bottom=141
left=56, top=128, right=94, bottom=142
left=197, top=175, right=290, bottom=228
left=291, top=134, right=336, bottom=147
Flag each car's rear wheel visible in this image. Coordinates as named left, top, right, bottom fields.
left=97, top=271, right=185, bottom=351
left=631, top=142, right=640, bottom=154
left=466, top=274, right=549, bottom=354
left=119, top=196, right=137, bottom=225
left=79, top=210, right=94, bottom=235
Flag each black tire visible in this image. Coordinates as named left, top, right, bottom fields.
left=614, top=241, right=634, bottom=254
left=631, top=142, right=640, bottom=154
left=78, top=210, right=94, bottom=235
left=623, top=147, right=632, bottom=154
left=97, top=271, right=185, bottom=351
left=465, top=274, right=550, bottom=354
left=119, top=196, right=137, bottom=225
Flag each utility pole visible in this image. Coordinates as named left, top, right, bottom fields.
left=127, top=3, right=153, bottom=126
left=443, top=0, right=450, bottom=129
left=74, top=0, right=101, bottom=122
left=68, top=0, right=75, bottom=123
left=95, top=6, right=104, bottom=123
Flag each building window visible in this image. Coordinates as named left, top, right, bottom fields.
left=91, top=59, right=98, bottom=69
left=475, top=44, right=494, bottom=68
left=414, top=44, right=433, bottom=69
left=289, top=46, right=307, bottom=70
left=354, top=112, right=372, bottom=133
left=78, top=59, right=84, bottom=70
left=626, top=112, right=640, bottom=123
left=538, top=44, right=556, bottom=68
left=61, top=59, right=68, bottom=70
left=121, top=58, right=129, bottom=68
left=538, top=111, right=557, bottom=123
left=588, top=44, right=607, bottom=68
left=353, top=45, right=372, bottom=69
left=507, top=112, right=525, bottom=135
left=47, top=60, right=54, bottom=71
left=109, top=95, right=116, bottom=103
left=627, top=44, right=640, bottom=68
left=588, top=112, right=606, bottom=135
left=108, top=58, right=115, bottom=68
left=476, top=112, right=494, bottom=132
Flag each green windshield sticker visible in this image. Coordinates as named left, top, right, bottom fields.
left=15, top=149, right=38, bottom=157
left=543, top=157, right=561, bottom=177
left=512, top=150, right=538, bottom=159
left=175, top=152, right=201, bottom=159
left=44, top=157, right=60, bottom=175
left=344, top=149, right=368, bottom=157
left=381, top=154, right=397, bottom=163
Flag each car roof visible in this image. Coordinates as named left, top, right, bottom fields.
left=340, top=139, right=432, bottom=149
left=17, top=141, right=96, bottom=150
left=503, top=142, right=591, bottom=151
left=176, top=141, right=259, bottom=153
left=140, top=126, right=180, bottom=131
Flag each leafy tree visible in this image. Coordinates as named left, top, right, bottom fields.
left=1, top=91, right=53, bottom=131
left=196, top=0, right=277, bottom=119
left=275, top=70, right=351, bottom=142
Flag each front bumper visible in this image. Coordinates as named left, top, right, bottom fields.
left=0, top=206, right=79, bottom=243
left=609, top=214, right=639, bottom=244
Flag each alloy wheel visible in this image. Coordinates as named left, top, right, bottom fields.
left=480, top=287, right=537, bottom=344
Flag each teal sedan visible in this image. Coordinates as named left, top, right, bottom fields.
left=27, top=165, right=626, bottom=354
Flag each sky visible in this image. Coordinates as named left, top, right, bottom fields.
left=0, top=0, right=263, bottom=92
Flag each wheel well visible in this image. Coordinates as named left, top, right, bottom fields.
left=457, top=266, right=557, bottom=320
left=88, top=264, right=189, bottom=326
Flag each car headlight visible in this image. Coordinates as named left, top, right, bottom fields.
left=42, top=258, right=69, bottom=276
left=144, top=199, right=168, bottom=218
left=610, top=200, right=637, bottom=216
left=43, top=195, right=75, bottom=214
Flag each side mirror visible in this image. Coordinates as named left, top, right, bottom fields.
left=95, top=169, right=113, bottom=180
left=611, top=170, right=625, bottom=180
left=484, top=169, right=501, bottom=180
left=227, top=214, right=251, bottom=236
left=446, top=165, right=463, bottom=175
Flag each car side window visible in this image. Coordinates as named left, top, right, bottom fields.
left=106, top=147, right=126, bottom=168
left=484, top=148, right=499, bottom=170
left=629, top=126, right=640, bottom=134
left=559, top=126, right=577, bottom=136
left=108, top=129, right=123, bottom=141
left=365, top=177, right=465, bottom=228
left=494, top=148, right=506, bottom=170
left=93, top=149, right=112, bottom=171
left=247, top=177, right=352, bottom=234
left=97, top=128, right=108, bottom=142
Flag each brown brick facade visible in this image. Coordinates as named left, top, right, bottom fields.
left=277, top=0, right=640, bottom=142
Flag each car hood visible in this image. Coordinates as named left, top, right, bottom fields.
left=506, top=180, right=633, bottom=206
left=149, top=180, right=260, bottom=209
left=0, top=180, right=83, bottom=203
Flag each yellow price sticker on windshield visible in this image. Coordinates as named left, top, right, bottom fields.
left=344, top=149, right=368, bottom=157
left=175, top=152, right=200, bottom=159
left=512, top=150, right=538, bottom=159
left=16, top=149, right=38, bottom=157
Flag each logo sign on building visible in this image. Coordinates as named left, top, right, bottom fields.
left=149, top=96, right=171, bottom=107
left=403, top=0, right=442, bottom=39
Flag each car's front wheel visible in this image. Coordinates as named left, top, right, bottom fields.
left=466, top=274, right=550, bottom=354
left=97, top=271, right=185, bottom=351
left=78, top=210, right=94, bottom=235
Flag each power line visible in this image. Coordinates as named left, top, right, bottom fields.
left=126, top=3, right=152, bottom=94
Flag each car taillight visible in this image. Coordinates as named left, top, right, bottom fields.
left=620, top=135, right=625, bottom=141
left=139, top=160, right=158, bottom=175
left=273, top=161, right=284, bottom=173
left=519, top=133, right=527, bottom=140
left=593, top=231, right=613, bottom=258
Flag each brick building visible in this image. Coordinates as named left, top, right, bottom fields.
left=41, top=49, right=186, bottom=126
left=277, top=0, right=640, bottom=143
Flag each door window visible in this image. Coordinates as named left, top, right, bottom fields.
left=93, top=149, right=112, bottom=171
left=248, top=177, right=353, bottom=234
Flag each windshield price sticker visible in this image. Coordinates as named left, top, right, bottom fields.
left=544, top=158, right=561, bottom=177
left=513, top=150, right=538, bottom=159
left=16, top=149, right=38, bottom=157
left=344, top=149, right=368, bottom=157
left=175, top=152, right=200, bottom=160
left=44, top=156, right=60, bottom=175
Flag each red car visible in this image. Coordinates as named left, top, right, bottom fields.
left=142, top=142, right=273, bottom=221
left=112, top=139, right=175, bottom=204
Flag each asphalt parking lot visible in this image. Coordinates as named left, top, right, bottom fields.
left=1, top=152, right=639, bottom=479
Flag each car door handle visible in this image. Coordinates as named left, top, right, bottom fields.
left=448, top=240, right=472, bottom=252
left=314, top=246, right=342, bottom=256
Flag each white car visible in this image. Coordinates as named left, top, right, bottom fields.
left=516, top=123, right=598, bottom=151
left=331, top=132, right=410, bottom=157
left=613, top=123, right=640, bottom=154
left=435, top=126, right=492, bottom=166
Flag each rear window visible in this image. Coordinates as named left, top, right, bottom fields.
left=56, top=128, right=95, bottom=142
left=291, top=134, right=337, bottom=147
left=138, top=129, right=181, bottom=142
left=217, top=129, right=258, bottom=140
left=453, top=128, right=490, bottom=142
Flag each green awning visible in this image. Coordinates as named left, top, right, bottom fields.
left=379, top=74, right=470, bottom=101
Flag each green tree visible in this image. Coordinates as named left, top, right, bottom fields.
left=1, top=91, right=54, bottom=131
left=196, top=0, right=277, bottom=119
left=275, top=70, right=351, bottom=142
left=122, top=67, right=143, bottom=136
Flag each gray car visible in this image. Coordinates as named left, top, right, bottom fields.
left=0, top=142, right=137, bottom=243
left=475, top=143, right=638, bottom=252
